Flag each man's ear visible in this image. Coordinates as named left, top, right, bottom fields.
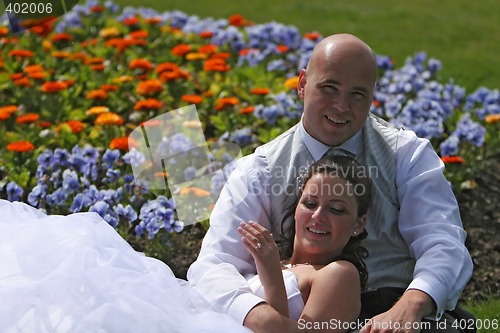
left=297, top=69, right=307, bottom=100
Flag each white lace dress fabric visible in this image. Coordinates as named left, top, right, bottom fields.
left=0, top=200, right=250, bottom=333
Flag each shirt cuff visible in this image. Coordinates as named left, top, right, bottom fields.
left=228, top=292, right=267, bottom=325
left=406, top=277, right=446, bottom=321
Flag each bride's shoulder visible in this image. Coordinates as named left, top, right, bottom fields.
left=320, top=260, right=359, bottom=280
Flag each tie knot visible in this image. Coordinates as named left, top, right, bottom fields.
left=321, top=147, right=355, bottom=160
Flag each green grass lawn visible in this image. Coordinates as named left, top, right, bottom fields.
left=111, top=0, right=500, bottom=92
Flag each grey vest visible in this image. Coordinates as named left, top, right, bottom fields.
left=260, top=114, right=415, bottom=290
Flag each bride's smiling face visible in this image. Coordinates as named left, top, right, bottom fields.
left=292, top=173, right=366, bottom=265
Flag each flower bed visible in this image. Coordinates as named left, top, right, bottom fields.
left=1, top=0, right=499, bottom=259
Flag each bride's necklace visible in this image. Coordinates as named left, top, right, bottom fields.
left=280, top=259, right=310, bottom=269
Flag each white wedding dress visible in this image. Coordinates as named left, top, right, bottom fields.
left=0, top=200, right=250, bottom=333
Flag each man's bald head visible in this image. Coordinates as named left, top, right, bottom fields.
left=306, top=33, right=377, bottom=85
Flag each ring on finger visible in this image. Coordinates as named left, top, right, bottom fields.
left=256, top=242, right=262, bottom=249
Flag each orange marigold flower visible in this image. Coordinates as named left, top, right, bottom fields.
left=60, top=120, right=85, bottom=134
left=129, top=58, right=153, bottom=71
left=239, top=48, right=250, bottom=56
left=110, top=137, right=137, bottom=151
left=90, top=5, right=104, bottom=12
left=16, top=113, right=40, bottom=124
left=276, top=45, right=289, bottom=53
left=24, top=64, right=44, bottom=73
left=145, top=17, right=162, bottom=24
left=63, top=79, right=76, bottom=87
left=0, top=26, right=9, bottom=36
left=250, top=88, right=271, bottom=95
left=171, top=43, right=192, bottom=57
left=155, top=62, right=179, bottom=74
left=186, top=52, right=209, bottom=61
left=134, top=99, right=164, bottom=110
left=37, top=121, right=52, bottom=128
left=113, top=75, right=134, bottom=84
left=284, top=76, right=299, bottom=90
left=7, top=140, right=35, bottom=152
left=128, top=30, right=149, bottom=39
left=141, top=119, right=161, bottom=127
left=86, top=106, right=110, bottom=116
left=52, top=51, right=72, bottom=59
left=158, top=71, right=180, bottom=82
left=199, top=31, right=214, bottom=38
left=42, top=40, right=52, bottom=50
left=81, top=38, right=98, bottom=47
left=204, top=91, right=214, bottom=98
left=240, top=106, right=255, bottom=114
left=95, top=112, right=124, bottom=126
left=215, top=97, right=239, bottom=110
left=86, top=89, right=108, bottom=100
left=27, top=71, right=47, bottom=80
left=211, top=52, right=231, bottom=59
left=51, top=33, right=73, bottom=42
left=181, top=95, right=203, bottom=105
left=485, top=114, right=500, bottom=124
left=14, top=77, right=31, bottom=87
left=41, top=81, right=68, bottom=93
left=203, top=58, right=230, bottom=72
left=228, top=14, right=246, bottom=27
left=10, top=73, right=24, bottom=80
left=91, top=64, right=106, bottom=71
left=86, top=57, right=105, bottom=65
left=69, top=52, right=89, bottom=62
left=0, top=105, right=18, bottom=120
left=8, top=49, right=34, bottom=58
left=136, top=79, right=163, bottom=96
left=198, top=44, right=218, bottom=54
left=99, top=27, right=121, bottom=38
left=0, top=105, right=18, bottom=114
left=123, top=16, right=139, bottom=26
left=100, top=84, right=119, bottom=91
left=441, top=156, right=464, bottom=164
left=180, top=187, right=211, bottom=197
left=304, top=32, right=321, bottom=40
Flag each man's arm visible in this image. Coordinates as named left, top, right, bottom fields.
left=396, top=131, right=473, bottom=318
left=187, top=153, right=274, bottom=323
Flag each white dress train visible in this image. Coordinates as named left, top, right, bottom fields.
left=0, top=200, right=250, bottom=333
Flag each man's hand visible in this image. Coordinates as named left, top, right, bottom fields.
left=360, top=289, right=435, bottom=333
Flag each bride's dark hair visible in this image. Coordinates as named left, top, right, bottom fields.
left=280, top=155, right=372, bottom=291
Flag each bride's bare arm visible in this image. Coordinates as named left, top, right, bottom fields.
left=238, top=221, right=289, bottom=318
left=299, top=260, right=361, bottom=333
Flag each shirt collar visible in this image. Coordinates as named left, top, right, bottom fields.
left=299, top=119, right=361, bottom=161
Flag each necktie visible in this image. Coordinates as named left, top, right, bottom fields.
left=321, top=147, right=356, bottom=160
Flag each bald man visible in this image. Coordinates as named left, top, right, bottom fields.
left=188, top=34, right=474, bottom=333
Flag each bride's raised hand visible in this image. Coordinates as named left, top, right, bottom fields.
left=238, top=221, right=282, bottom=287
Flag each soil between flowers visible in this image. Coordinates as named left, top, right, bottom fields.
left=165, top=157, right=500, bottom=303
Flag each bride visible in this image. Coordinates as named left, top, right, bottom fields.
left=0, top=199, right=250, bottom=333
